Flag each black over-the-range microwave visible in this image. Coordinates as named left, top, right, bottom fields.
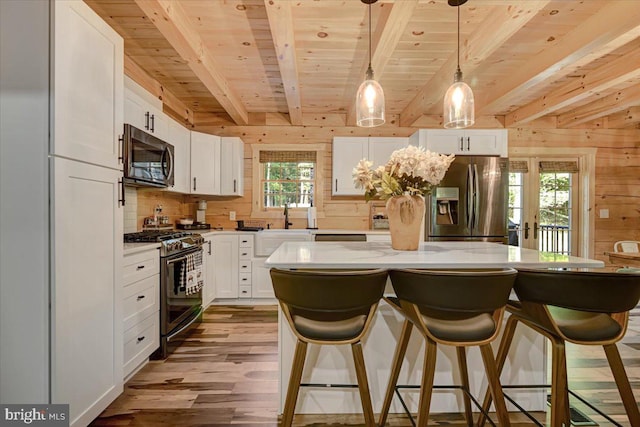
left=123, top=124, right=174, bottom=188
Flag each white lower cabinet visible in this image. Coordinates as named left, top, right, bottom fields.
left=212, top=234, right=239, bottom=298
left=203, top=237, right=216, bottom=307
left=52, top=157, right=123, bottom=427
left=122, top=248, right=160, bottom=379
left=251, top=258, right=275, bottom=298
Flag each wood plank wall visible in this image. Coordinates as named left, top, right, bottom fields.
left=136, top=125, right=640, bottom=266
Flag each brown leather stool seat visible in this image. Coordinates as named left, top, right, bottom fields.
left=379, top=268, right=517, bottom=427
left=270, top=268, right=388, bottom=427
left=479, top=268, right=640, bottom=427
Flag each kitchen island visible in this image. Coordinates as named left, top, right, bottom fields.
left=265, top=241, right=604, bottom=416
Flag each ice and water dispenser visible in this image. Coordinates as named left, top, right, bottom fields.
left=434, top=187, right=459, bottom=225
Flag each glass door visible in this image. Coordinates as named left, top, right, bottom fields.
left=508, top=157, right=580, bottom=255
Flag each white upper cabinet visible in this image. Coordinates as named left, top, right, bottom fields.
left=220, top=137, right=245, bottom=196
left=53, top=0, right=123, bottom=170
left=410, top=129, right=508, bottom=157
left=166, top=120, right=191, bottom=194
left=190, top=131, right=220, bottom=195
left=124, top=77, right=169, bottom=142
left=332, top=136, right=408, bottom=195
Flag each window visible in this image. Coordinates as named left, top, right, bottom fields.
left=259, top=150, right=316, bottom=209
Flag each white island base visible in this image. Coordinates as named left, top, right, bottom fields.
left=278, top=301, right=547, bottom=415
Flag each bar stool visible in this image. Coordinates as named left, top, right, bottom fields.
left=269, top=268, right=388, bottom=427
left=479, top=268, right=640, bottom=427
left=378, top=268, right=517, bottom=427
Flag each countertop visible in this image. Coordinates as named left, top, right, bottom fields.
left=123, top=242, right=161, bottom=256
left=265, top=241, right=605, bottom=269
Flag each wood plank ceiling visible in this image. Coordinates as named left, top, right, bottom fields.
left=85, top=0, right=640, bottom=129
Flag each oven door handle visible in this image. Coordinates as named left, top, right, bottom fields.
left=166, top=306, right=203, bottom=340
left=165, top=248, right=202, bottom=265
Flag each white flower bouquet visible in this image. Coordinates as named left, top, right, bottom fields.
left=352, top=145, right=455, bottom=201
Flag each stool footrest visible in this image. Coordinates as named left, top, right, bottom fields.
left=299, top=383, right=359, bottom=389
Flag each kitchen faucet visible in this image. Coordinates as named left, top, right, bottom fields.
left=284, top=204, right=292, bottom=229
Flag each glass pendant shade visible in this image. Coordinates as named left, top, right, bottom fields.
left=444, top=74, right=475, bottom=129
left=356, top=76, right=385, bottom=127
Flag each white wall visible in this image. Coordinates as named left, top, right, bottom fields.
left=0, top=0, right=50, bottom=403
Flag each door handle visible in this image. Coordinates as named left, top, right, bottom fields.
left=459, top=136, right=464, bottom=151
left=473, top=164, right=479, bottom=230
left=118, top=134, right=124, bottom=164
left=534, top=222, right=538, bottom=239
left=136, top=295, right=145, bottom=301
left=144, top=111, right=150, bottom=130
left=118, top=179, right=125, bottom=207
left=193, top=177, right=197, bottom=191
left=466, top=136, right=470, bottom=151
left=524, top=222, right=529, bottom=239
left=335, top=179, right=338, bottom=192
left=466, top=164, right=473, bottom=230
left=150, top=114, right=155, bottom=133
left=233, top=179, right=237, bottom=193
left=208, top=240, right=212, bottom=255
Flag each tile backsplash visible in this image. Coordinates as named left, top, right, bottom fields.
left=123, top=186, right=138, bottom=233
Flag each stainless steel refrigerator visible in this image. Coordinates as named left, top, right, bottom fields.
left=426, top=156, right=509, bottom=242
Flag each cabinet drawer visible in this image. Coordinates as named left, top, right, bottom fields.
left=239, top=272, right=252, bottom=286
left=123, top=313, right=159, bottom=377
left=239, top=260, right=252, bottom=273
left=239, top=285, right=252, bottom=298
left=124, top=250, right=159, bottom=285
left=123, top=275, right=159, bottom=331
left=239, top=235, right=253, bottom=248
left=238, top=247, right=252, bottom=259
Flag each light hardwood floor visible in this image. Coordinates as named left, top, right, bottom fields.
left=91, top=305, right=640, bottom=426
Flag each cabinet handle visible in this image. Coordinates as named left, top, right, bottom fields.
left=534, top=222, right=538, bottom=239
left=137, top=336, right=145, bottom=343
left=136, top=295, right=145, bottom=301
left=242, top=265, right=247, bottom=269
left=136, top=265, right=145, bottom=270
left=241, top=252, right=248, bottom=256
left=118, top=134, right=124, bottom=164
left=233, top=179, right=236, bottom=193
left=335, top=179, right=338, bottom=192
left=466, top=136, right=470, bottom=151
left=145, top=111, right=150, bottom=130
left=459, top=136, right=464, bottom=151
left=208, top=241, right=212, bottom=255
left=193, top=177, right=197, bottom=191
left=118, top=179, right=125, bottom=207
left=150, top=114, right=155, bottom=133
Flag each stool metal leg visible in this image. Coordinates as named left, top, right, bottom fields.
left=351, top=341, right=376, bottom=427
left=550, top=338, right=570, bottom=427
left=282, top=339, right=307, bottom=427
left=480, top=344, right=511, bottom=426
left=379, top=319, right=413, bottom=426
left=603, top=343, right=640, bottom=425
left=456, top=346, right=474, bottom=427
left=417, top=338, right=438, bottom=427
left=478, top=315, right=519, bottom=427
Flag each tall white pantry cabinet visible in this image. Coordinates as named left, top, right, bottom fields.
left=0, top=1, right=124, bottom=426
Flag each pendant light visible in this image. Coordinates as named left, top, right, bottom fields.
left=356, top=0, right=385, bottom=127
left=443, top=0, right=474, bottom=129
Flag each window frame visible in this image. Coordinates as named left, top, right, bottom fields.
left=251, top=144, right=325, bottom=221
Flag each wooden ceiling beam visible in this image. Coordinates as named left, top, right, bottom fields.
left=477, top=1, right=640, bottom=115
left=124, top=55, right=194, bottom=126
left=555, top=84, right=640, bottom=128
left=505, top=48, right=640, bottom=127
left=133, top=0, right=249, bottom=125
left=606, top=107, right=640, bottom=129
left=345, top=0, right=419, bottom=126
left=264, top=0, right=302, bottom=126
left=399, top=0, right=550, bottom=127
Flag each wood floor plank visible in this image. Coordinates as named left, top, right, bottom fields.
left=91, top=305, right=640, bottom=427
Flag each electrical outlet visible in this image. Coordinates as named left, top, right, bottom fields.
left=599, top=209, right=609, bottom=219
left=229, top=211, right=236, bottom=221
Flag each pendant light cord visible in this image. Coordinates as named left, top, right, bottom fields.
left=368, top=1, right=372, bottom=68
left=457, top=5, right=460, bottom=69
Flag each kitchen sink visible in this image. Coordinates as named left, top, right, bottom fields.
left=254, top=229, right=312, bottom=256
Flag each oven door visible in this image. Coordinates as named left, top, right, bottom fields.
left=161, top=247, right=203, bottom=335
left=124, top=124, right=174, bottom=188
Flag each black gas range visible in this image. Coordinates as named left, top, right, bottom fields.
left=124, top=230, right=204, bottom=257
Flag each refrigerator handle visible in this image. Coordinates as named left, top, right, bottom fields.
left=466, top=164, right=474, bottom=231
left=473, top=164, right=480, bottom=230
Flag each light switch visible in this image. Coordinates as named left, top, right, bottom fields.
left=599, top=209, right=609, bottom=219
left=229, top=211, right=236, bottom=221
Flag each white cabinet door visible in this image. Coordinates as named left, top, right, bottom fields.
left=220, top=137, right=244, bottom=196
left=53, top=0, right=123, bottom=170
left=368, top=137, right=409, bottom=168
left=212, top=235, right=239, bottom=299
left=190, top=131, right=220, bottom=195
left=203, top=237, right=216, bottom=306
left=123, top=77, right=168, bottom=141
left=414, top=129, right=508, bottom=157
left=251, top=258, right=275, bottom=298
left=332, top=137, right=368, bottom=195
left=166, top=120, right=191, bottom=193
left=52, top=157, right=123, bottom=427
